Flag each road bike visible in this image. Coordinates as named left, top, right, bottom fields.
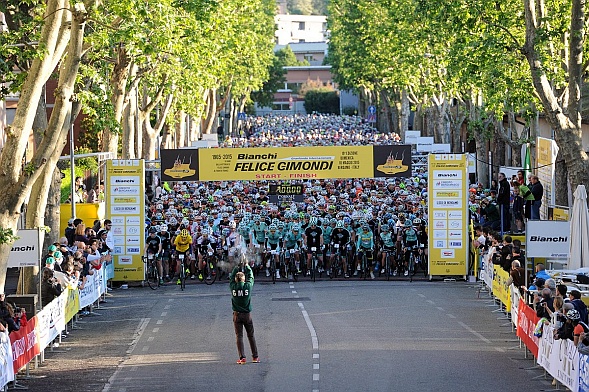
left=203, top=248, right=218, bottom=285
left=330, top=243, right=343, bottom=279
left=309, top=246, right=321, bottom=282
left=143, top=253, right=160, bottom=290
left=177, top=251, right=188, bottom=290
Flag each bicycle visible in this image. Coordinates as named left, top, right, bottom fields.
left=309, top=246, right=320, bottom=282
left=143, top=254, right=160, bottom=290
left=203, top=248, right=218, bottom=285
left=177, top=251, right=188, bottom=290
left=383, top=249, right=395, bottom=281
left=330, top=243, right=343, bottom=279
left=284, top=248, right=299, bottom=282
left=407, top=245, right=418, bottom=282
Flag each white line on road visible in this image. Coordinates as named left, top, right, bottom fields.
left=313, top=364, right=319, bottom=370
left=161, top=312, right=167, bottom=317
left=427, top=300, right=435, bottom=305
left=142, top=346, right=149, bottom=352
left=164, top=305, right=170, bottom=310
left=458, top=321, right=491, bottom=343
left=418, top=293, right=426, bottom=298
left=152, top=328, right=159, bottom=333
left=298, top=295, right=320, bottom=392
left=436, top=307, right=444, bottom=311
left=147, top=337, right=154, bottom=342
left=156, top=320, right=163, bottom=325
left=292, top=290, right=297, bottom=294
left=447, top=314, right=456, bottom=319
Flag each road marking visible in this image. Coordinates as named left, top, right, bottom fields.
left=161, top=312, right=167, bottom=317
left=296, top=288, right=320, bottom=392
left=313, top=353, right=319, bottom=359
left=436, top=307, right=444, bottom=311
left=156, top=320, right=163, bottom=325
left=447, top=314, right=456, bottom=319
left=313, top=364, right=319, bottom=370
left=152, top=328, right=159, bottom=333
left=418, top=293, right=426, bottom=298
left=142, top=346, right=149, bottom=352
left=164, top=305, right=170, bottom=310
left=458, top=321, right=491, bottom=343
left=292, top=290, right=297, bottom=294
left=426, top=300, right=435, bottom=305
left=313, top=374, right=319, bottom=381
left=147, top=337, right=154, bottom=342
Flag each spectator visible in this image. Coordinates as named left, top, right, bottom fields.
left=534, top=263, right=551, bottom=280
left=103, top=219, right=114, bottom=253
left=74, top=223, right=90, bottom=245
left=480, top=197, right=500, bottom=230
left=516, top=170, right=525, bottom=186
left=500, top=235, right=513, bottom=272
left=92, top=219, right=102, bottom=233
left=511, top=182, right=525, bottom=233
left=535, top=287, right=555, bottom=319
left=548, top=296, right=565, bottom=329
left=556, top=284, right=570, bottom=302
left=40, top=267, right=63, bottom=307
left=506, top=260, right=526, bottom=295
left=496, top=173, right=511, bottom=232
left=570, top=290, right=589, bottom=324
left=65, top=219, right=76, bottom=246
left=0, top=293, right=23, bottom=332
left=567, top=309, right=589, bottom=346
left=530, top=175, right=543, bottom=220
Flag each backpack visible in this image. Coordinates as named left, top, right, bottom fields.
left=572, top=299, right=589, bottom=324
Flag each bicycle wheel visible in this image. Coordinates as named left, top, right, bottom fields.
left=362, top=254, right=368, bottom=280
left=146, top=261, right=158, bottom=290
left=180, top=262, right=186, bottom=290
left=205, top=258, right=217, bottom=285
left=271, top=258, right=276, bottom=284
left=385, top=254, right=391, bottom=281
left=408, top=254, right=415, bottom=282
left=420, top=252, right=428, bottom=277
left=311, top=256, right=316, bottom=282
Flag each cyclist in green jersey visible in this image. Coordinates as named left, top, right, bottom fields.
left=265, top=224, right=282, bottom=278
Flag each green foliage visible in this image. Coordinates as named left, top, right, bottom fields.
left=0, top=228, right=19, bottom=245
left=342, top=106, right=357, bottom=115
left=303, top=90, right=340, bottom=114
left=287, top=0, right=328, bottom=15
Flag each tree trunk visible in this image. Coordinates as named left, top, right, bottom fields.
left=201, top=88, right=217, bottom=135
left=121, top=99, right=135, bottom=159
left=176, top=111, right=186, bottom=147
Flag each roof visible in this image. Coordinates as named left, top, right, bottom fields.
left=275, top=42, right=328, bottom=53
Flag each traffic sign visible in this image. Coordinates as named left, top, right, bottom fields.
left=367, top=113, right=376, bottom=123
left=237, top=112, right=246, bottom=120
left=368, top=105, right=376, bottom=114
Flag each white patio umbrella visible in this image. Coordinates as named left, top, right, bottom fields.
left=568, top=185, right=589, bottom=270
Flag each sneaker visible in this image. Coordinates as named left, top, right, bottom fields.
left=185, top=268, right=190, bottom=274
left=356, top=265, right=361, bottom=271
left=198, top=273, right=203, bottom=281
left=404, top=270, right=409, bottom=276
left=165, top=275, right=170, bottom=281
left=159, top=279, right=164, bottom=285
left=326, top=270, right=330, bottom=276
left=190, top=275, right=196, bottom=280
left=206, top=275, right=212, bottom=280
left=266, top=270, right=270, bottom=277
left=353, top=270, right=358, bottom=276
left=252, top=357, right=260, bottom=363
left=275, top=271, right=280, bottom=279
left=381, top=269, right=385, bottom=274
left=393, top=270, right=398, bottom=277
left=237, top=358, right=246, bottom=365
left=209, top=263, right=214, bottom=269
left=374, top=263, right=380, bottom=272
left=344, top=273, right=350, bottom=278
left=306, top=271, right=311, bottom=276
left=370, top=271, right=375, bottom=280
left=176, top=279, right=181, bottom=285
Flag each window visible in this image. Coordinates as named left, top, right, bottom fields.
left=272, top=103, right=291, bottom=111
left=304, top=54, right=314, bottom=62
left=298, top=22, right=305, bottom=30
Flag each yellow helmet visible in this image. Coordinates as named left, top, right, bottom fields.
left=180, top=229, right=190, bottom=237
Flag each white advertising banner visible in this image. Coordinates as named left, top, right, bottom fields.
left=36, top=295, right=67, bottom=349
left=8, top=229, right=41, bottom=268
left=481, top=252, right=494, bottom=291
left=0, top=332, right=14, bottom=387
left=537, top=325, right=579, bottom=392
left=404, top=131, right=420, bottom=145
left=78, top=266, right=107, bottom=309
left=525, top=220, right=570, bottom=258
left=509, top=285, right=520, bottom=328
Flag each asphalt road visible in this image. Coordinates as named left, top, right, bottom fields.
left=97, top=277, right=552, bottom=392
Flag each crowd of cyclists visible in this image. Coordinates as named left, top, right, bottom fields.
left=143, top=114, right=429, bottom=286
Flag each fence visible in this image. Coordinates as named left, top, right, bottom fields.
left=0, top=262, right=113, bottom=389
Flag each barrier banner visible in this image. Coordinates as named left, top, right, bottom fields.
left=160, top=145, right=412, bottom=182
left=106, top=159, right=145, bottom=281
left=492, top=265, right=511, bottom=312
left=516, top=299, right=540, bottom=357
left=427, top=154, right=468, bottom=277
left=509, top=285, right=520, bottom=327
left=538, top=325, right=579, bottom=391
left=78, top=270, right=103, bottom=309
left=10, top=317, right=40, bottom=373
left=580, top=354, right=589, bottom=392
left=36, top=295, right=66, bottom=350
left=0, top=332, right=14, bottom=386
left=481, top=252, right=494, bottom=291
left=65, top=287, right=80, bottom=323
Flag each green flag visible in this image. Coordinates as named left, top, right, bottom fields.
left=523, top=143, right=531, bottom=182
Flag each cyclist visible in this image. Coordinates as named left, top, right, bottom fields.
left=378, top=223, right=396, bottom=276
left=303, top=217, right=323, bottom=276
left=225, top=221, right=242, bottom=267
left=196, top=227, right=219, bottom=280
left=355, top=224, right=374, bottom=279
left=330, top=220, right=351, bottom=278
left=250, top=215, right=267, bottom=268
left=173, top=228, right=193, bottom=284
left=322, top=218, right=335, bottom=276
left=145, top=227, right=163, bottom=285
left=264, top=224, right=282, bottom=278
left=283, top=225, right=303, bottom=275
left=159, top=225, right=173, bottom=281
left=402, top=219, right=419, bottom=276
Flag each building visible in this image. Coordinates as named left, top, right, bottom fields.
left=275, top=14, right=328, bottom=45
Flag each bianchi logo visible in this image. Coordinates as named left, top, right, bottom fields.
left=529, top=236, right=568, bottom=242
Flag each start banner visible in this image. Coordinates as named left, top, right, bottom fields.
left=160, top=145, right=412, bottom=182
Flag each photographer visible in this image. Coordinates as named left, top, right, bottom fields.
left=0, top=293, right=25, bottom=332
left=41, top=267, right=63, bottom=307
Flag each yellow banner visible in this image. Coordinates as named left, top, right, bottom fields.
left=198, top=146, right=374, bottom=181
left=64, top=287, right=80, bottom=323
left=106, top=160, right=146, bottom=282
left=492, top=265, right=512, bottom=312
left=428, top=154, right=468, bottom=277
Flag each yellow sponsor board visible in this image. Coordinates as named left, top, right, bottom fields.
left=64, top=287, right=80, bottom=323
left=552, top=207, right=569, bottom=221
left=198, top=146, right=374, bottom=181
left=106, top=160, right=145, bottom=282
left=428, top=154, right=468, bottom=277
left=492, top=265, right=512, bottom=312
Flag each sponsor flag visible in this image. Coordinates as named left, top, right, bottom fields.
left=523, top=143, right=531, bottom=180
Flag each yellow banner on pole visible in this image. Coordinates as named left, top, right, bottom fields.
left=492, top=265, right=512, bottom=312
left=427, top=154, right=468, bottom=277
left=106, top=160, right=145, bottom=282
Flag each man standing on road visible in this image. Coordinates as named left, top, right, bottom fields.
left=229, top=263, right=259, bottom=365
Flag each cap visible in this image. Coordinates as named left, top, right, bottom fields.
left=48, top=245, right=57, bottom=252
left=45, top=257, right=55, bottom=265
left=68, top=218, right=75, bottom=225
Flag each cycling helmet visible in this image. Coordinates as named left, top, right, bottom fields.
left=180, top=229, right=190, bottom=237
left=404, top=220, right=413, bottom=227
left=381, top=224, right=389, bottom=231
left=309, top=217, right=318, bottom=226
left=277, top=221, right=285, bottom=229
left=222, top=228, right=230, bottom=237
left=566, top=309, right=580, bottom=320
left=292, top=225, right=300, bottom=231
left=229, top=221, right=237, bottom=228
left=362, top=224, right=370, bottom=231
left=343, top=217, right=351, bottom=225
left=222, top=212, right=229, bottom=218
left=149, top=227, right=157, bottom=234
left=413, top=218, right=422, bottom=225
left=336, top=220, right=344, bottom=228
left=155, top=212, right=163, bottom=220
left=201, top=228, right=210, bottom=235
left=269, top=224, right=277, bottom=231
left=159, top=225, right=168, bottom=232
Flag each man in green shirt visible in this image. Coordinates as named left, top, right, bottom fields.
left=229, top=263, right=259, bottom=364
